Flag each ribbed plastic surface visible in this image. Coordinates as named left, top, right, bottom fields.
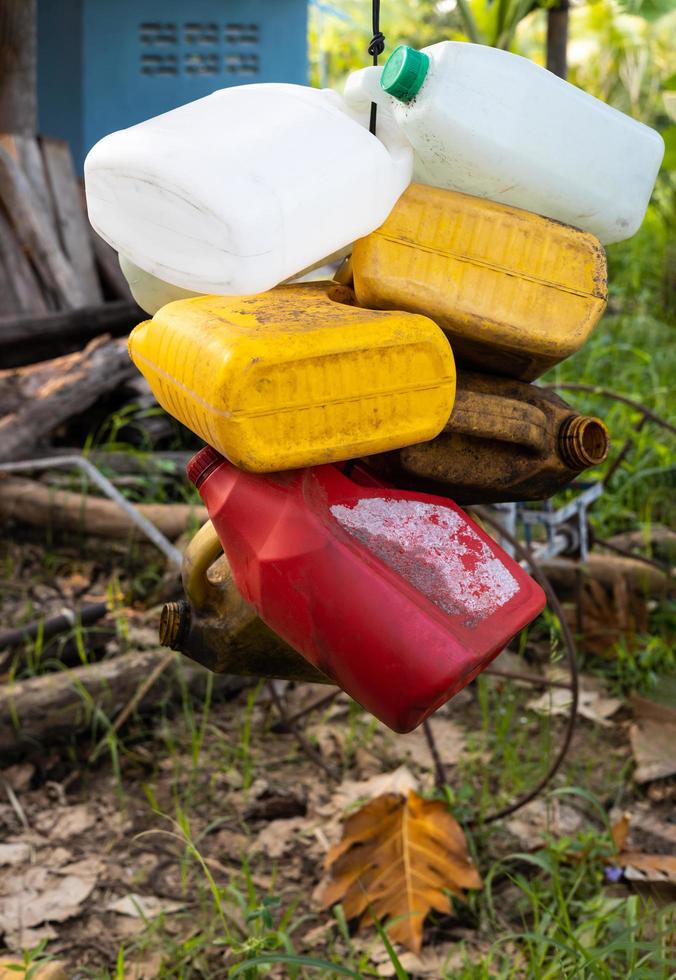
left=129, top=281, right=456, bottom=472
left=186, top=445, right=225, bottom=489
left=352, top=184, right=608, bottom=381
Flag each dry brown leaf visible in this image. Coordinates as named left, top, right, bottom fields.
left=0, top=959, right=67, bottom=980
left=609, top=813, right=676, bottom=885
left=527, top=674, right=622, bottom=726
left=106, top=894, right=184, bottom=918
left=0, top=842, right=31, bottom=866
left=384, top=718, right=467, bottom=770
left=611, top=813, right=631, bottom=852
left=318, top=766, right=419, bottom=821
left=506, top=798, right=584, bottom=849
left=250, top=816, right=309, bottom=858
left=35, top=804, right=96, bottom=840
left=630, top=719, right=676, bottom=783
left=618, top=853, right=676, bottom=884
left=320, top=789, right=481, bottom=953
left=0, top=856, right=100, bottom=950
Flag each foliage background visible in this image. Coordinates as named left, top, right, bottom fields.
left=309, top=0, right=675, bottom=540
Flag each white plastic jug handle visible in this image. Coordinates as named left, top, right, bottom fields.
left=344, top=66, right=386, bottom=113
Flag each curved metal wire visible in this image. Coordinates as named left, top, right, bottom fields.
left=464, top=510, right=579, bottom=825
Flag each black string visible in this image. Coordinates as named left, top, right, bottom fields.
left=368, top=0, right=384, bottom=134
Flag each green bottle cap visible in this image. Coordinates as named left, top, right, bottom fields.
left=380, top=45, right=430, bottom=103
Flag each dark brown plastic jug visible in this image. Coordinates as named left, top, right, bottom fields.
left=368, top=371, right=610, bottom=504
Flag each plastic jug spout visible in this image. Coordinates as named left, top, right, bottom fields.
left=557, top=415, right=609, bottom=470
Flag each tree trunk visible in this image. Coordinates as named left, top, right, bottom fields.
left=546, top=1, right=569, bottom=80
left=0, top=0, right=36, bottom=135
left=0, top=476, right=207, bottom=541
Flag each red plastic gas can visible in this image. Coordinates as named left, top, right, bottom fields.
left=188, top=447, right=545, bottom=732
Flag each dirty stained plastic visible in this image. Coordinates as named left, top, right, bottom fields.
left=188, top=448, right=546, bottom=732
left=352, top=184, right=608, bottom=381
left=128, top=281, right=456, bottom=472
left=369, top=371, right=610, bottom=504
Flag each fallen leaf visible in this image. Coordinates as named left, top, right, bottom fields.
left=0, top=958, right=66, bottom=980
left=506, top=798, right=584, bottom=849
left=106, top=894, right=184, bottom=918
left=251, top=817, right=309, bottom=858
left=0, top=842, right=31, bottom=866
left=320, top=790, right=481, bottom=954
left=320, top=765, right=418, bottom=818
left=630, top=719, right=676, bottom=783
left=126, top=952, right=164, bottom=979
left=619, top=854, right=676, bottom=884
left=385, top=718, right=467, bottom=769
left=608, top=813, right=676, bottom=885
left=0, top=925, right=57, bottom=954
left=527, top=675, right=622, bottom=726
left=35, top=804, right=96, bottom=840
left=611, top=814, right=630, bottom=852
left=1, top=763, right=35, bottom=792
left=376, top=945, right=465, bottom=977
left=0, top=853, right=101, bottom=948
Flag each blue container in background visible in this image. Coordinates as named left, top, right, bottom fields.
left=38, top=0, right=308, bottom=170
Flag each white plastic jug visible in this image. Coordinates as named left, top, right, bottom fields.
left=345, top=43, right=664, bottom=244
left=85, top=84, right=412, bottom=295
left=119, top=255, right=200, bottom=315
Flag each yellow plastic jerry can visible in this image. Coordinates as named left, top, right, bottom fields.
left=352, top=184, right=608, bottom=381
left=128, top=281, right=456, bottom=472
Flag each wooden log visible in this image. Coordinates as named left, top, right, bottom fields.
left=0, top=335, right=134, bottom=461
left=0, top=476, right=207, bottom=541
left=41, top=137, right=103, bottom=305
left=0, top=145, right=86, bottom=308
left=0, top=200, right=46, bottom=314
left=0, top=1, right=36, bottom=135
left=0, top=648, right=243, bottom=754
left=0, top=601, right=109, bottom=651
left=91, top=231, right=133, bottom=301
left=43, top=448, right=192, bottom=475
left=606, top=527, right=675, bottom=565
left=0, top=299, right=143, bottom=367
left=538, top=554, right=668, bottom=596
left=1, top=133, right=57, bottom=234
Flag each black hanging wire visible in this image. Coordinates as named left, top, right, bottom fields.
left=368, top=0, right=385, bottom=134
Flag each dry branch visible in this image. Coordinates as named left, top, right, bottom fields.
left=0, top=335, right=134, bottom=462
left=538, top=554, right=668, bottom=596
left=0, top=299, right=142, bottom=367
left=0, top=648, right=242, bottom=754
left=0, top=476, right=206, bottom=541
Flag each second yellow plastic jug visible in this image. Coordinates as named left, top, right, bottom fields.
left=128, top=281, right=456, bottom=472
left=352, top=184, right=608, bottom=381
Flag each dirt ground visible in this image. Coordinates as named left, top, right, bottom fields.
left=1, top=529, right=674, bottom=978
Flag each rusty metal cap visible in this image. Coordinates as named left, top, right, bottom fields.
left=186, top=445, right=225, bottom=488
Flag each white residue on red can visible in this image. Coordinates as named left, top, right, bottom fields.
left=330, top=497, right=519, bottom=624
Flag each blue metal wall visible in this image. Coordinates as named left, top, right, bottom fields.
left=38, top=0, right=309, bottom=170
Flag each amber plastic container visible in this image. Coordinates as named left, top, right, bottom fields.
left=352, top=184, right=608, bottom=381
left=369, top=371, right=610, bottom=504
